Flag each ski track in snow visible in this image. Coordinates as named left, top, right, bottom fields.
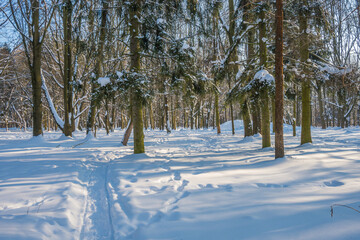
left=0, top=122, right=360, bottom=239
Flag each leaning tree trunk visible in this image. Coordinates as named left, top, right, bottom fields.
left=122, top=119, right=133, bottom=146
left=275, top=0, right=284, bottom=158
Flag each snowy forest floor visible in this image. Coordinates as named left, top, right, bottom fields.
left=0, top=121, right=360, bottom=240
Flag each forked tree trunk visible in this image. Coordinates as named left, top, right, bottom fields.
left=242, top=0, right=254, bottom=137
left=86, top=0, right=108, bottom=135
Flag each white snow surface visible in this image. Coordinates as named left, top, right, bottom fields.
left=97, top=77, right=111, bottom=87
left=253, top=69, right=275, bottom=83
left=1, top=122, right=360, bottom=239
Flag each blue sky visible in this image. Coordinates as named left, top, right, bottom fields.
left=0, top=17, right=19, bottom=48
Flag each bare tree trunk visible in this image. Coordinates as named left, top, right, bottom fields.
left=86, top=0, right=108, bottom=135
left=111, top=97, right=116, bottom=131
left=130, top=0, right=145, bottom=153
left=31, top=0, right=43, bottom=137
left=317, top=85, right=326, bottom=129
left=275, top=0, right=284, bottom=158
left=300, top=0, right=312, bottom=144
left=215, top=91, right=221, bottom=134
left=243, top=101, right=253, bottom=137
left=105, top=99, right=110, bottom=135
left=149, top=103, right=155, bottom=129
left=164, top=81, right=171, bottom=133
left=252, top=104, right=261, bottom=134
left=122, top=119, right=133, bottom=146
left=258, top=3, right=271, bottom=147
left=293, top=97, right=296, bottom=136
left=63, top=0, right=73, bottom=136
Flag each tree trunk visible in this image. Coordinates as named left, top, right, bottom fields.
left=259, top=3, right=271, bottom=148
left=172, top=97, right=177, bottom=130
left=293, top=92, right=296, bottom=136
left=63, top=0, right=73, bottom=137
left=272, top=99, right=276, bottom=132
left=130, top=1, right=145, bottom=153
left=122, top=119, right=133, bottom=146
left=31, top=0, right=43, bottom=137
left=86, top=0, right=108, bottom=135
left=105, top=99, right=110, bottom=135
left=243, top=101, right=253, bottom=137
left=149, top=103, right=155, bottom=129
left=164, top=91, right=171, bottom=133
left=228, top=0, right=236, bottom=135
left=215, top=91, right=221, bottom=134
left=275, top=0, right=284, bottom=158
left=299, top=0, right=312, bottom=144
left=111, top=97, right=116, bottom=131
left=252, top=104, right=261, bottom=134
left=190, top=101, right=194, bottom=129
left=317, top=85, right=326, bottom=129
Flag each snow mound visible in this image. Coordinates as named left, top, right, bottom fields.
left=98, top=77, right=111, bottom=87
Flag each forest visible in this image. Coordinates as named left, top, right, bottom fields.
left=0, top=0, right=358, bottom=154
left=0, top=0, right=360, bottom=239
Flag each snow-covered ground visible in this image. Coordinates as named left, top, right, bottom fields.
left=0, top=121, right=359, bottom=240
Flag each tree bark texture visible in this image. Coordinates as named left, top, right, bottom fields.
left=63, top=0, right=73, bottom=136
left=130, top=0, right=145, bottom=153
left=86, top=0, right=108, bottom=135
left=32, top=0, right=43, bottom=137
left=299, top=1, right=312, bottom=144
left=275, top=0, right=285, bottom=158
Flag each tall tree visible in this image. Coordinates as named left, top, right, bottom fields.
left=63, top=0, right=73, bottom=136
left=7, top=0, right=57, bottom=136
left=212, top=0, right=221, bottom=135
left=275, top=0, right=285, bottom=158
left=299, top=0, right=312, bottom=144
left=86, top=0, right=109, bottom=135
left=258, top=1, right=271, bottom=148
left=130, top=0, right=145, bottom=153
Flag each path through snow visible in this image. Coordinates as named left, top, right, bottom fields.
left=0, top=121, right=360, bottom=239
